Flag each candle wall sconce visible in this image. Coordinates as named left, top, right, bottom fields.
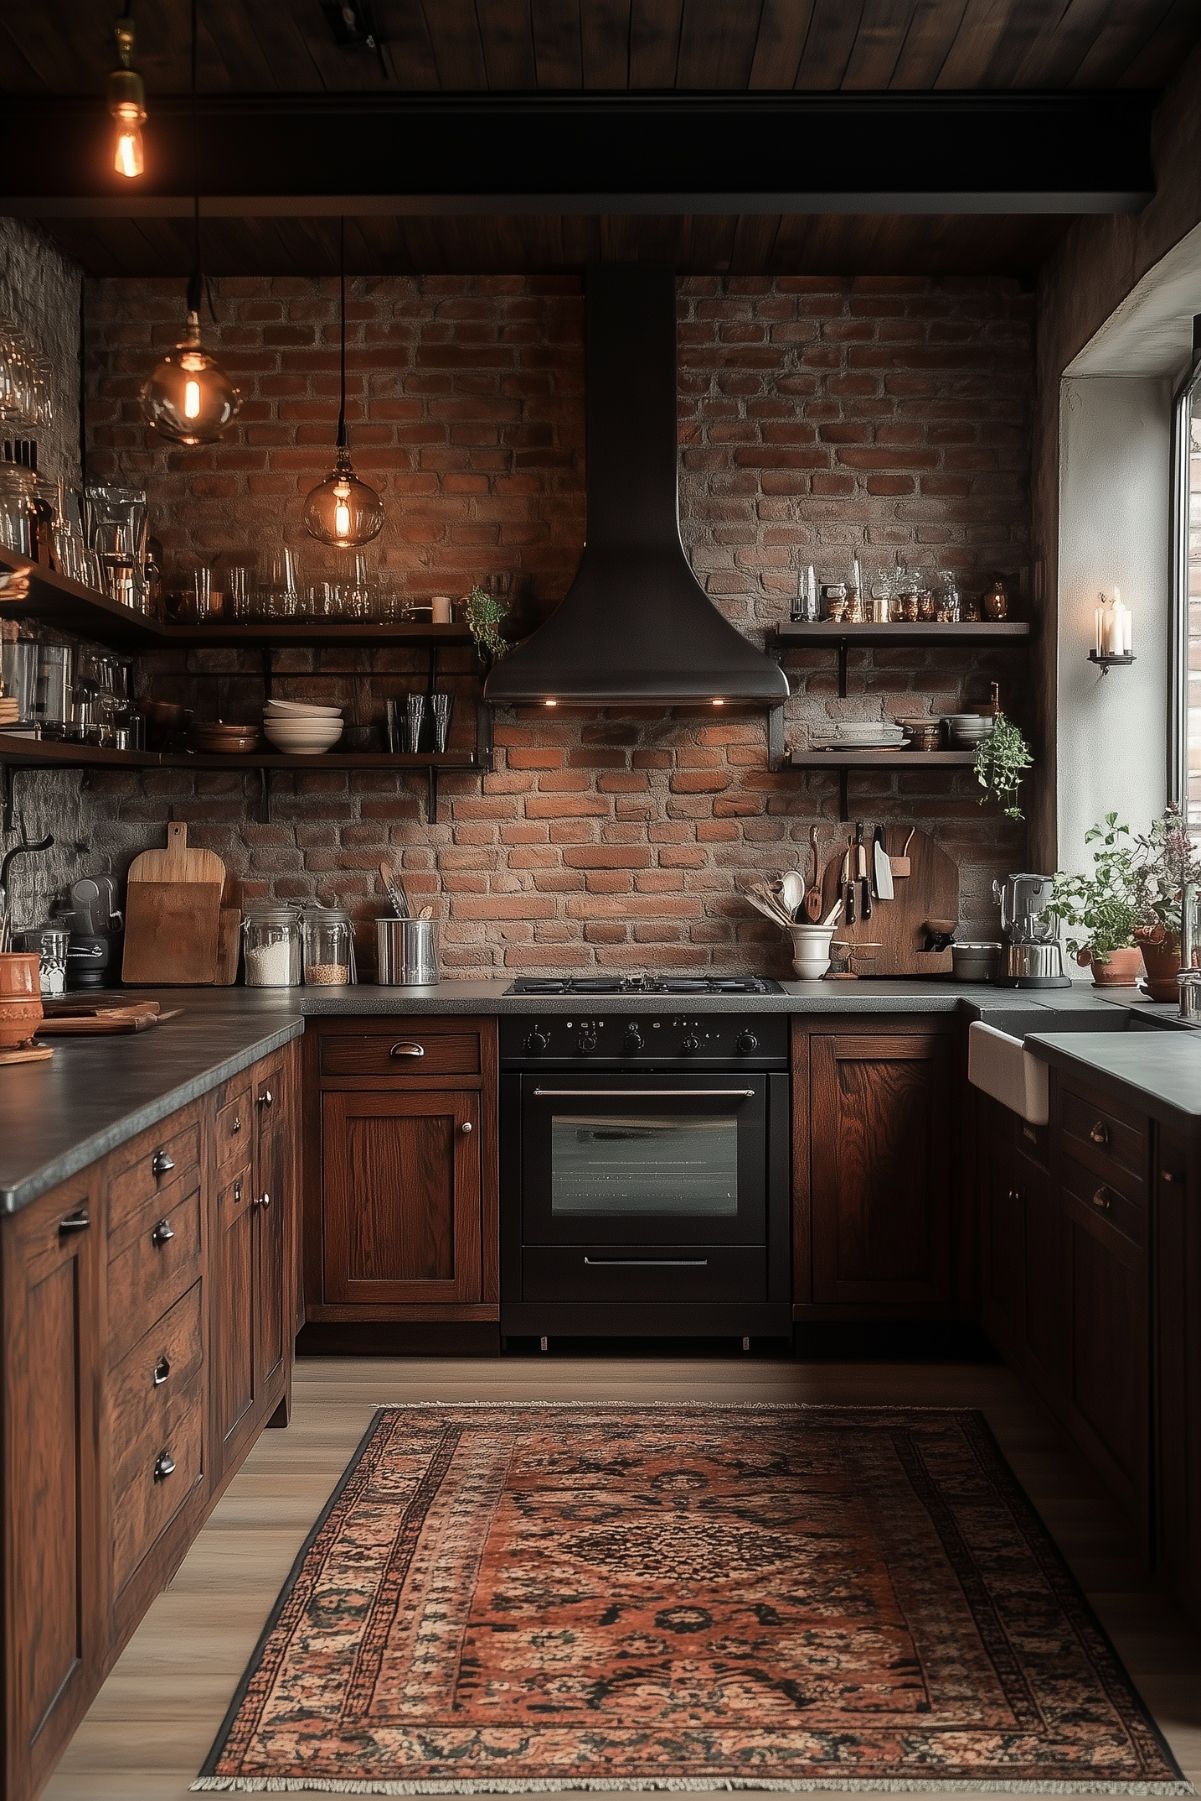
left=1089, top=589, right=1135, bottom=675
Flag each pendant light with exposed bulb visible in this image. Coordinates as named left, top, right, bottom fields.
left=303, top=221, right=383, bottom=549
left=139, top=0, right=240, bottom=446
left=108, top=9, right=146, bottom=178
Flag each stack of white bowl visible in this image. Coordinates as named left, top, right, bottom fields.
left=810, top=720, right=906, bottom=752
left=942, top=713, right=995, bottom=750
left=263, top=698, right=344, bottom=755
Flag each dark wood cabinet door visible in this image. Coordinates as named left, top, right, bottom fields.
left=3, top=1181, right=103, bottom=1801
left=1154, top=1136, right=1201, bottom=1623
left=809, top=1031, right=951, bottom=1308
left=253, top=1061, right=290, bottom=1396
left=982, top=1134, right=1027, bottom=1361
left=1022, top=1158, right=1066, bottom=1399
left=212, top=1162, right=256, bottom=1465
left=322, top=1088, right=482, bottom=1306
left=1065, top=1196, right=1149, bottom=1531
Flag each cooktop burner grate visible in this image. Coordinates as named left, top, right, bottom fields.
left=505, top=974, right=783, bottom=996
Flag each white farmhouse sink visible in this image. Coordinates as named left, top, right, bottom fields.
left=967, top=1021, right=1050, bottom=1125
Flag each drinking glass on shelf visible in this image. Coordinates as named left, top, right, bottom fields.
left=431, top=691, right=452, bottom=753
left=405, top=692, right=427, bottom=754
left=225, top=564, right=255, bottom=619
left=261, top=546, right=302, bottom=616
left=182, top=566, right=220, bottom=622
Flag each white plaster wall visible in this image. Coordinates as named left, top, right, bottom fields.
left=1056, top=376, right=1171, bottom=873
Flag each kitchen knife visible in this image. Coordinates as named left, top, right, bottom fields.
left=873, top=826, right=894, bottom=900
left=856, top=821, right=871, bottom=920
left=842, top=845, right=854, bottom=925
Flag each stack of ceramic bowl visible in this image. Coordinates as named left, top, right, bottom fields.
left=190, top=720, right=259, bottom=755
left=263, top=698, right=344, bottom=755
left=809, top=720, right=906, bottom=752
left=789, top=923, right=836, bottom=979
left=942, top=712, right=996, bottom=750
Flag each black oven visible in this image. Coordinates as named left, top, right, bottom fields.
left=499, top=1011, right=791, bottom=1342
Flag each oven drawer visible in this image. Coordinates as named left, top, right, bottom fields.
left=521, top=1244, right=768, bottom=1304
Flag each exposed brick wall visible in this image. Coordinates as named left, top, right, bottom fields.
left=78, top=273, right=1033, bottom=976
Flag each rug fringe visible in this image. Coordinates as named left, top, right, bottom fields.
left=190, top=1777, right=1196, bottom=1796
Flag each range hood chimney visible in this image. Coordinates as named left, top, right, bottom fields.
left=484, top=268, right=789, bottom=710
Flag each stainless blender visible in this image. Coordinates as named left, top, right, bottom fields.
left=992, top=872, right=1070, bottom=988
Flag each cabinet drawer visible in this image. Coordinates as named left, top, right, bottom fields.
left=1059, top=1081, right=1147, bottom=1192
left=107, top=1182, right=203, bottom=1359
left=522, top=1245, right=768, bottom=1304
left=108, top=1281, right=204, bottom=1488
left=215, top=1085, right=252, bottom=1169
left=107, top=1115, right=202, bottom=1236
left=320, top=1031, right=481, bottom=1079
left=110, top=1361, right=204, bottom=1597
left=1061, top=1150, right=1146, bottom=1249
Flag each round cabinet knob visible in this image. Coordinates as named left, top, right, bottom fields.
left=577, top=1030, right=599, bottom=1054
left=681, top=1035, right=701, bottom=1055
left=622, top=1027, right=644, bottom=1054
left=258, top=1087, right=274, bottom=1108
left=735, top=1030, right=758, bottom=1055
left=253, top=1191, right=272, bottom=1210
left=523, top=1029, right=549, bottom=1056
left=460, top=1120, right=473, bottom=1134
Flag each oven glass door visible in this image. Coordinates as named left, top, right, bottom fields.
left=520, top=1074, right=768, bottom=1246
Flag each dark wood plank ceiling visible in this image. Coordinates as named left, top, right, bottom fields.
left=44, top=209, right=1060, bottom=277
left=0, top=0, right=1197, bottom=95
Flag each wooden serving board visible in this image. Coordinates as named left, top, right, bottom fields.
left=121, top=880, right=223, bottom=985
left=126, top=821, right=225, bottom=891
left=819, top=824, right=959, bottom=976
left=37, top=1005, right=182, bottom=1034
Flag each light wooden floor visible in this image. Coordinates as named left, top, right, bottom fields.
left=47, top=1355, right=1201, bottom=1801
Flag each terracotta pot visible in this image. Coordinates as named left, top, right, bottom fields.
left=0, top=952, right=40, bottom=999
left=1135, top=927, right=1182, bottom=1002
left=0, top=996, right=43, bottom=1051
left=1085, top=945, right=1145, bottom=987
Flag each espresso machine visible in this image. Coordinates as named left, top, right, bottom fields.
left=992, top=872, right=1071, bottom=988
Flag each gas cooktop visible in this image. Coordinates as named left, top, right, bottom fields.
left=505, top=975, right=783, bottom=996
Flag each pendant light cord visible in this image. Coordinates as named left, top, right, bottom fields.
left=186, top=0, right=204, bottom=318
left=336, top=217, right=348, bottom=451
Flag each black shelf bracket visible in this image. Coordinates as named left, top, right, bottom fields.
left=1, top=759, right=15, bottom=835
left=766, top=704, right=786, bottom=772
left=257, top=767, right=270, bottom=824
left=836, top=639, right=850, bottom=700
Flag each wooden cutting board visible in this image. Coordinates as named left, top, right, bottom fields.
left=121, top=880, right=223, bottom=985
left=819, top=824, right=959, bottom=976
left=126, top=821, right=225, bottom=891
left=38, top=1004, right=182, bottom=1034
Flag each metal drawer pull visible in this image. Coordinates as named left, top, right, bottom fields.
left=1091, top=1186, right=1113, bottom=1213
left=253, top=1191, right=272, bottom=1209
left=151, top=1148, right=175, bottom=1177
left=1161, top=1169, right=1182, bottom=1185
left=153, top=1355, right=171, bottom=1387
left=533, top=1088, right=754, bottom=1099
left=231, top=1114, right=242, bottom=1134
left=1089, top=1120, right=1110, bottom=1146
left=233, top=1179, right=242, bottom=1203
left=1006, top=1189, right=1021, bottom=1204
left=389, top=1042, right=425, bottom=1058
left=258, top=1087, right=273, bottom=1107
left=150, top=1216, right=175, bottom=1247
left=584, top=1257, right=710, bottom=1268
left=153, top=1451, right=175, bottom=1482
left=57, top=1207, right=90, bottom=1235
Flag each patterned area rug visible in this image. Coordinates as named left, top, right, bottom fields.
left=195, top=1403, right=1190, bottom=1795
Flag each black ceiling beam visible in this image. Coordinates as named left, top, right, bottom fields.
left=0, top=91, right=1154, bottom=218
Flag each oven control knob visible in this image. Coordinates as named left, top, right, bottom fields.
left=622, top=1027, right=644, bottom=1054
left=681, top=1034, right=701, bottom=1055
left=735, top=1030, right=759, bottom=1055
left=523, top=1029, right=550, bottom=1056
left=577, top=1029, right=599, bottom=1055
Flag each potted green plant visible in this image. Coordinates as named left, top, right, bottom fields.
left=1131, top=805, right=1201, bottom=1000
left=464, top=584, right=511, bottom=669
left=1051, top=814, right=1144, bottom=986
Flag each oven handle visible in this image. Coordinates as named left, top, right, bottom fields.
left=584, top=1257, right=710, bottom=1267
left=531, top=1088, right=755, bottom=1099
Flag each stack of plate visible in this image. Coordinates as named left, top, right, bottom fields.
left=810, top=721, right=907, bottom=752
left=190, top=720, right=259, bottom=754
left=942, top=713, right=996, bottom=749
left=263, top=698, right=344, bottom=755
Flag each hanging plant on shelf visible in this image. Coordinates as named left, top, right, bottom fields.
left=464, top=585, right=511, bottom=668
left=974, top=704, right=1033, bottom=820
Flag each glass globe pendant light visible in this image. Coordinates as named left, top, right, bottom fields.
left=139, top=0, right=240, bottom=447
left=107, top=11, right=146, bottom=178
left=303, top=222, right=383, bottom=549
left=141, top=271, right=240, bottom=445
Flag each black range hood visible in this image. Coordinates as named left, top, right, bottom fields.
left=483, top=268, right=789, bottom=710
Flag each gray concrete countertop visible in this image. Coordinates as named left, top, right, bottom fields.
left=1, top=977, right=1185, bottom=1218
left=0, top=1006, right=304, bottom=1216
left=1026, top=1027, right=1201, bottom=1129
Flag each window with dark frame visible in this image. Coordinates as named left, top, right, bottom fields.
left=1171, top=327, right=1201, bottom=826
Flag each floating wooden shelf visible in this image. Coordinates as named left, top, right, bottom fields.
left=786, top=750, right=977, bottom=768
left=165, top=751, right=484, bottom=771
left=0, top=552, right=477, bottom=652
left=769, top=621, right=1031, bottom=648
left=0, top=732, right=158, bottom=769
